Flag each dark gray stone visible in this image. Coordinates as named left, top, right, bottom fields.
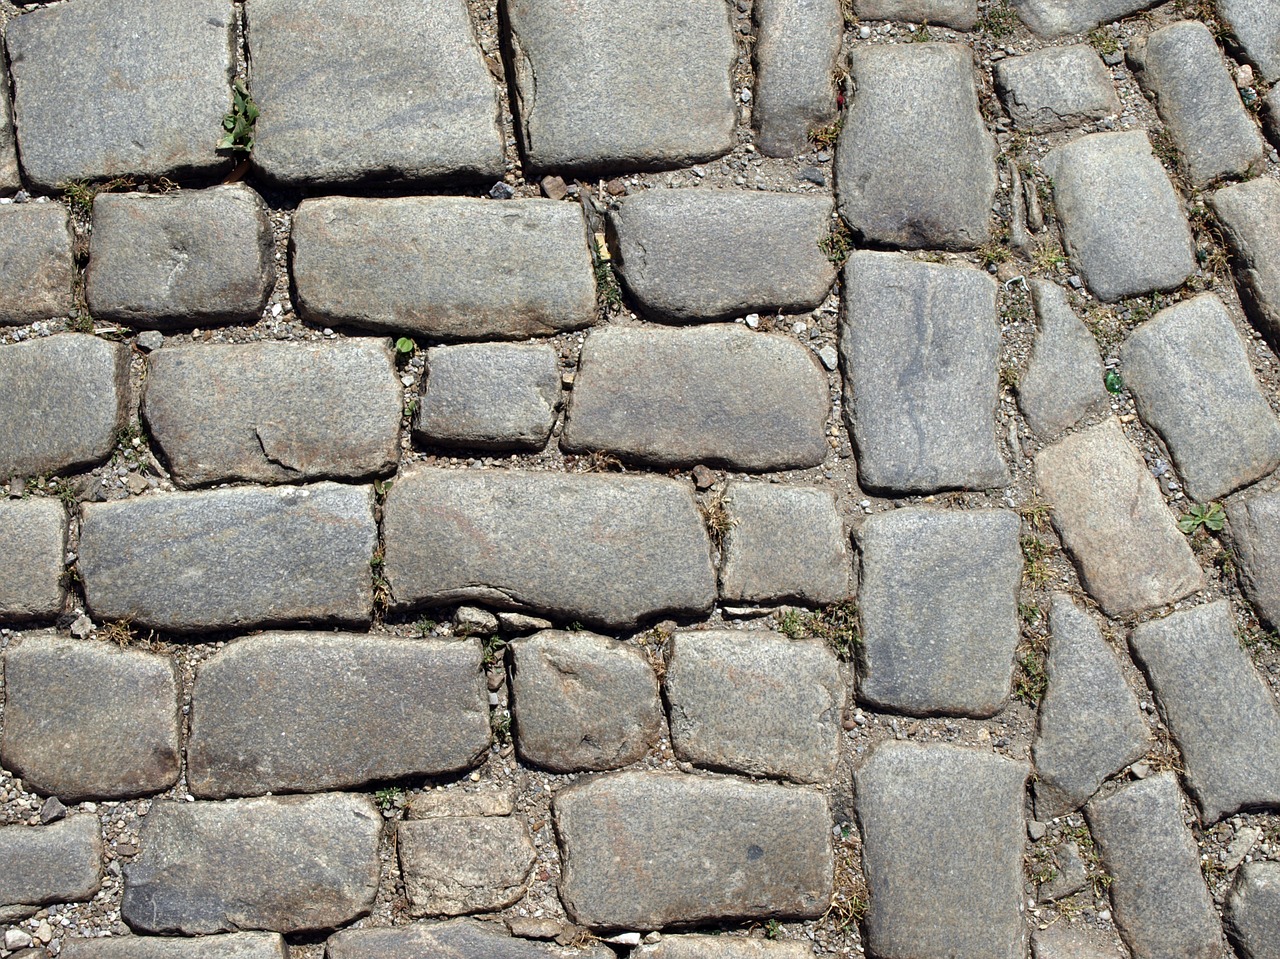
left=326, top=919, right=614, bottom=959
left=61, top=935, right=287, bottom=959
left=398, top=815, right=535, bottom=916
left=853, top=0, right=978, bottom=28
left=855, top=742, right=1027, bottom=959
left=994, top=45, right=1119, bottom=132
left=1019, top=280, right=1109, bottom=437
left=634, top=941, right=812, bottom=959
left=1209, top=177, right=1280, bottom=348
left=80, top=483, right=377, bottom=633
left=1229, top=487, right=1280, bottom=632
left=1038, top=839, right=1089, bottom=902
left=840, top=252, right=1009, bottom=494
left=1218, top=0, right=1280, bottom=82
left=1265, top=84, right=1280, bottom=145
left=0, top=499, right=66, bottom=623
left=0, top=817, right=103, bottom=923
left=0, top=202, right=74, bottom=325
left=753, top=0, right=843, bottom=156
left=1012, top=0, right=1162, bottom=37
left=1225, top=862, right=1280, bottom=959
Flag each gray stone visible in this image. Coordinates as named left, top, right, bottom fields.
left=1019, top=280, right=1109, bottom=437
left=407, top=790, right=517, bottom=820
left=1043, top=131, right=1195, bottom=302
left=857, top=507, right=1021, bottom=718
left=292, top=196, right=596, bottom=340
left=383, top=468, right=715, bottom=630
left=1012, top=0, right=1162, bottom=37
left=0, top=66, right=19, bottom=194
left=1265, top=84, right=1280, bottom=145
left=634, top=939, right=813, bottom=959
left=142, top=341, right=402, bottom=487
left=753, top=0, right=843, bottom=156
left=840, top=252, right=1009, bottom=494
left=0, top=817, right=103, bottom=923
left=326, top=919, right=614, bottom=959
left=994, top=45, right=1119, bottom=132
left=1209, top=177, right=1280, bottom=348
left=1035, top=417, right=1203, bottom=617
left=0, top=202, right=74, bottom=325
left=665, top=630, right=843, bottom=783
left=1229, top=487, right=1280, bottom=631
left=415, top=343, right=561, bottom=451
left=86, top=186, right=274, bottom=329
left=1129, top=601, right=1280, bottom=823
left=509, top=630, right=662, bottom=772
left=1032, top=926, right=1128, bottom=959
left=1225, top=862, right=1280, bottom=959
left=188, top=634, right=489, bottom=798
left=80, top=483, right=376, bottom=633
left=855, top=742, right=1027, bottom=959
left=1122, top=294, right=1280, bottom=501
left=249, top=0, right=503, bottom=186
left=0, top=499, right=65, bottom=623
left=0, top=334, right=130, bottom=478
left=1218, top=0, right=1280, bottom=82
left=5, top=0, right=234, bottom=190
left=608, top=190, right=838, bottom=323
left=1038, top=839, right=1089, bottom=902
left=398, top=815, right=535, bottom=917
left=61, top=934, right=287, bottom=959
left=836, top=44, right=996, bottom=250
left=453, top=605, right=500, bottom=637
left=563, top=326, right=829, bottom=471
left=554, top=771, right=831, bottom=929
left=853, top=1, right=978, bottom=28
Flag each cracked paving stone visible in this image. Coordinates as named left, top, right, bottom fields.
left=0, top=816, right=103, bottom=923
left=61, top=934, right=288, bottom=959
left=325, top=919, right=614, bottom=959
left=1012, top=0, right=1163, bottom=37
left=752, top=0, right=843, bottom=156
left=1217, top=0, right=1280, bottom=82
left=1209, top=177, right=1280, bottom=349
left=853, top=1, right=978, bottom=28
left=1225, top=862, right=1280, bottom=959
left=398, top=814, right=536, bottom=917
left=0, top=202, right=74, bottom=326
left=633, top=939, right=814, bottom=959
left=1229, top=486, right=1280, bottom=632
left=1018, top=279, right=1109, bottom=437
left=994, top=45, right=1119, bottom=132
left=0, top=499, right=66, bottom=624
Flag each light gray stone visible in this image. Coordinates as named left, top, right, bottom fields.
left=1032, top=926, right=1128, bottom=959
left=753, top=0, right=843, bottom=156
left=1225, top=862, right=1280, bottom=959
left=1019, top=280, right=1109, bottom=437
left=1229, top=487, right=1280, bottom=631
left=1012, top=0, right=1162, bottom=37
left=1218, top=0, right=1280, bottom=82
left=406, top=790, right=517, bottom=820
left=0, top=64, right=19, bottom=194
left=0, top=499, right=65, bottom=623
left=634, top=939, right=813, bottom=959
left=853, top=0, right=978, bottom=28
left=0, top=817, right=103, bottom=923
left=994, top=45, right=1119, bottom=131
left=1209, top=177, right=1280, bottom=348
left=0, top=202, right=74, bottom=325
left=1264, top=84, right=1280, bottom=145
left=398, top=815, right=535, bottom=917
left=61, top=935, right=287, bottom=959
left=1038, top=839, right=1089, bottom=902
left=326, top=919, right=614, bottom=959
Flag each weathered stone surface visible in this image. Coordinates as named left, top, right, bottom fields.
left=1225, top=862, right=1280, bottom=959
left=1209, top=177, right=1280, bottom=348
left=510, top=630, right=662, bottom=773
left=1035, top=418, right=1203, bottom=617
left=857, top=507, right=1020, bottom=717
left=563, top=326, right=829, bottom=471
left=836, top=44, right=996, bottom=250
left=753, top=0, right=843, bottom=156
left=1218, top=0, right=1280, bottom=82
left=326, top=920, right=614, bottom=959
left=853, top=0, right=978, bottom=28
left=0, top=68, right=19, bottom=194
left=634, top=939, right=813, bottom=959
left=609, top=190, right=837, bottom=322
left=407, top=790, right=517, bottom=820
left=1037, top=839, right=1089, bottom=902
left=0, top=334, right=130, bottom=478
left=61, top=935, right=287, bottom=959
left=80, top=483, right=376, bottom=633
left=1043, top=131, right=1195, bottom=302
left=292, top=196, right=595, bottom=340
left=1019, top=280, right=1109, bottom=437
left=0, top=817, right=103, bottom=923
left=415, top=343, right=561, bottom=451
left=0, top=203, right=74, bottom=325
left=855, top=742, right=1027, bottom=959
left=994, top=45, right=1119, bottom=132
left=142, top=341, right=402, bottom=487
left=1012, top=0, right=1161, bottom=37
left=1123, top=294, right=1280, bottom=501
left=122, top=794, right=381, bottom=935
left=5, top=0, right=233, bottom=189
left=1129, top=601, right=1280, bottom=823
left=554, top=771, right=831, bottom=929
left=249, top=0, right=502, bottom=186
left=1230, top=487, right=1280, bottom=631
left=399, top=815, right=535, bottom=916
left=841, top=253, right=1009, bottom=494
left=1032, top=926, right=1128, bottom=959
left=0, top=499, right=65, bottom=623
left=86, top=186, right=274, bottom=329
left=188, top=634, right=489, bottom=798
left=1267, top=85, right=1280, bottom=145
left=383, top=468, right=715, bottom=630
left=1, top=634, right=180, bottom=802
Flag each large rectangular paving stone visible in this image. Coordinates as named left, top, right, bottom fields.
left=398, top=814, right=535, bottom=916
left=853, top=1, right=978, bottom=28
left=80, top=483, right=377, bottom=633
left=1229, top=487, right=1280, bottom=631
left=0, top=816, right=103, bottom=923
left=1209, top=178, right=1280, bottom=348
left=61, top=935, right=287, bottom=959
left=752, top=0, right=843, bottom=156
left=994, top=46, right=1119, bottom=132
left=326, top=919, right=614, bottom=959
left=0, top=202, right=74, bottom=325
left=1013, top=0, right=1162, bottom=37
left=1218, top=0, right=1280, bottom=82
left=292, top=196, right=596, bottom=340
left=0, top=499, right=66, bottom=623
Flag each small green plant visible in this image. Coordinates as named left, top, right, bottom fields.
left=218, top=78, right=259, bottom=153
left=1240, top=628, right=1280, bottom=652
left=999, top=364, right=1020, bottom=390
left=819, top=219, right=854, bottom=266
left=1021, top=536, right=1053, bottom=587
left=492, top=707, right=512, bottom=743
left=808, top=117, right=843, bottom=150
left=1031, top=240, right=1067, bottom=274
left=699, top=494, right=735, bottom=549
left=481, top=635, right=508, bottom=669
left=763, top=920, right=782, bottom=940
left=395, top=336, right=416, bottom=356
left=414, top=616, right=437, bottom=636
left=594, top=260, right=623, bottom=310
left=1014, top=649, right=1048, bottom=705
left=1019, top=499, right=1052, bottom=532
left=370, top=548, right=391, bottom=611
left=374, top=786, right=403, bottom=812
left=1019, top=601, right=1043, bottom=625
left=1104, top=369, right=1124, bottom=394
left=776, top=601, right=861, bottom=661
left=978, top=1, right=1018, bottom=39
left=1177, top=502, right=1225, bottom=534
left=910, top=22, right=933, bottom=41
left=1087, top=28, right=1120, bottom=56
left=979, top=237, right=1013, bottom=269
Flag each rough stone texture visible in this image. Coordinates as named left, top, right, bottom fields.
left=1218, top=0, right=1280, bottom=82
left=121, top=794, right=381, bottom=935
left=398, top=815, right=536, bottom=916
left=85, top=186, right=274, bottom=329
left=0, top=499, right=65, bottom=623
left=1129, top=601, right=1280, bottom=823
left=142, top=341, right=402, bottom=487
left=1035, top=417, right=1204, bottom=617
left=855, top=742, right=1027, bottom=959
left=554, top=771, right=831, bottom=929
left=249, top=0, right=502, bottom=186
left=994, top=45, right=1119, bottom=132
left=1012, top=0, right=1162, bottom=37
left=188, top=634, right=489, bottom=798
left=1032, top=926, right=1129, bottom=959
left=292, top=196, right=596, bottom=340
left=634, top=940, right=813, bottom=959
left=382, top=468, right=715, bottom=630
left=61, top=935, right=287, bottom=959
left=0, top=334, right=130, bottom=478
left=1122, top=294, right=1280, bottom=501
left=1043, top=131, right=1195, bottom=303
left=1229, top=487, right=1280, bottom=632
left=1267, top=85, right=1280, bottom=145
left=407, top=790, right=517, bottom=820
left=0, top=817, right=103, bottom=923
left=841, top=252, right=1008, bottom=494
left=0, top=203, right=74, bottom=325
left=4, top=0, right=233, bottom=189
left=753, top=0, right=843, bottom=156
left=1209, top=177, right=1280, bottom=348
left=1225, top=862, right=1280, bottom=959
left=836, top=43, right=996, bottom=250
left=608, top=190, right=837, bottom=323
left=563, top=326, right=829, bottom=471
left=857, top=507, right=1021, bottom=718
left=0, top=67, right=19, bottom=194
left=1019, top=280, right=1109, bottom=437
left=853, top=1, right=978, bottom=28
left=509, top=630, right=662, bottom=773
left=1032, top=595, right=1149, bottom=820
left=326, top=920, right=614, bottom=959
left=80, top=483, right=377, bottom=633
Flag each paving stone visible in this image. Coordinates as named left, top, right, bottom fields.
left=719, top=483, right=851, bottom=606
left=1037, top=839, right=1089, bottom=902
left=326, top=919, right=614, bottom=959
left=836, top=44, right=996, bottom=250
left=504, top=0, right=736, bottom=173
left=4, top=0, right=233, bottom=190
left=1122, top=294, right=1280, bottom=501
left=1265, top=84, right=1280, bottom=144
left=292, top=196, right=595, bottom=340
left=1032, top=926, right=1128, bottom=959
left=0, top=202, right=74, bottom=325
left=853, top=1, right=978, bottom=28
left=1035, top=417, right=1203, bottom=617
left=85, top=186, right=274, bottom=329
left=1043, top=131, right=1195, bottom=303
left=383, top=468, right=715, bottom=630
left=633, top=939, right=813, bottom=959
left=61, top=934, right=287, bottom=959
left=80, top=483, right=376, bottom=633
left=1012, top=0, right=1162, bottom=37
left=1229, top=487, right=1280, bottom=631
left=0, top=70, right=19, bottom=193
left=855, top=742, right=1027, bottom=959
left=188, top=634, right=489, bottom=798
left=0, top=817, right=103, bottom=923
left=1085, top=774, right=1223, bottom=959
left=415, top=344, right=561, bottom=452
left=1225, top=861, right=1280, bottom=959
left=398, top=815, right=535, bottom=917
left=753, top=0, right=843, bottom=156
left=608, top=190, right=837, bottom=323
left=0, top=334, right=130, bottom=478
left=1209, top=177, right=1280, bottom=348
left=1129, top=601, right=1280, bottom=823
left=142, top=341, right=402, bottom=487
left=994, top=46, right=1119, bottom=132
left=122, top=794, right=380, bottom=935
left=0, top=499, right=66, bottom=623
left=1019, top=279, right=1109, bottom=437
left=563, top=326, right=829, bottom=471
left=509, top=630, right=662, bottom=773
left=248, top=0, right=503, bottom=186
left=840, top=252, right=1009, bottom=494
left=664, top=630, right=843, bottom=783
left=1218, top=0, right=1280, bottom=82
